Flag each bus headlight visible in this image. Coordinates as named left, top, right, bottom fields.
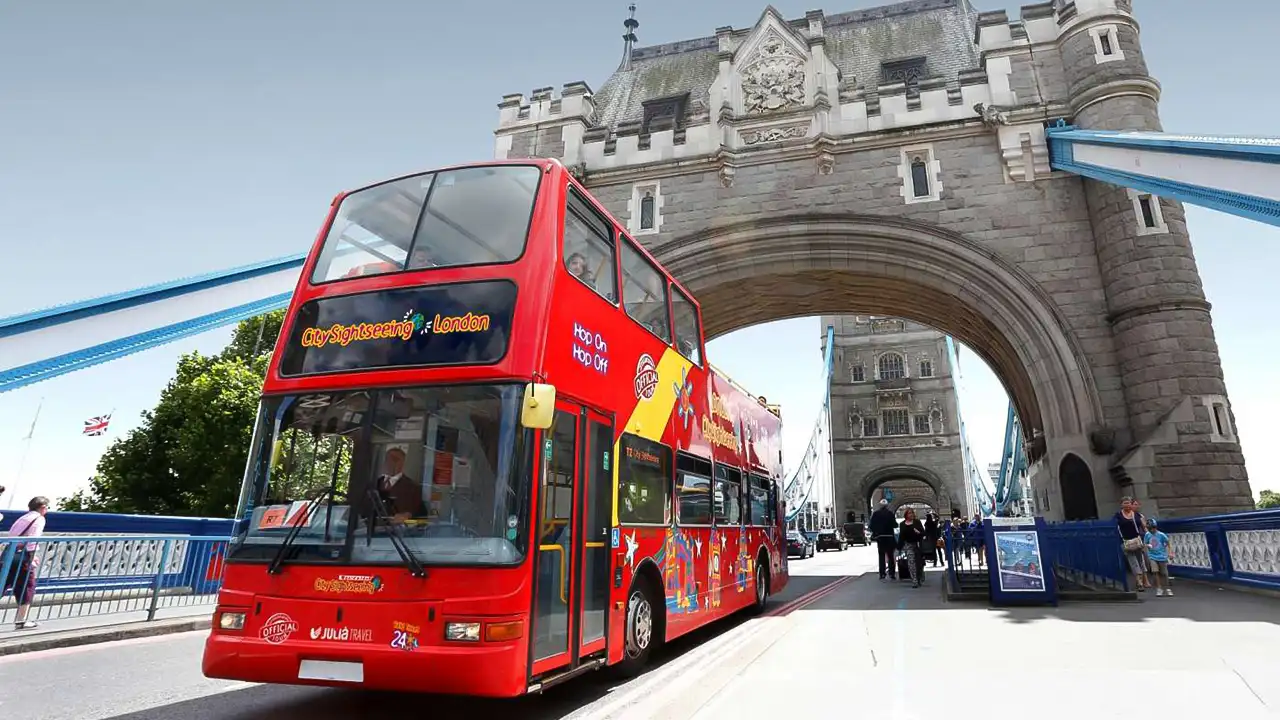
left=444, top=622, right=481, bottom=642
left=218, top=611, right=246, bottom=631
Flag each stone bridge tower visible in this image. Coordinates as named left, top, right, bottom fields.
left=493, top=0, right=1252, bottom=519
left=823, top=315, right=967, bottom=521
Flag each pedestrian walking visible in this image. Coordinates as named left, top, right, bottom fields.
left=869, top=500, right=898, bottom=581
left=4, top=496, right=49, bottom=630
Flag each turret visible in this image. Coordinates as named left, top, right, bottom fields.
left=1055, top=0, right=1252, bottom=515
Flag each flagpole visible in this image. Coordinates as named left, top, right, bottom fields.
left=9, top=398, right=43, bottom=510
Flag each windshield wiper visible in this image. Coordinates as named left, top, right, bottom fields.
left=267, top=485, right=333, bottom=575
left=365, top=488, right=427, bottom=578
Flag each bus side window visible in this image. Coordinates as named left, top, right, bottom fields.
left=618, top=235, right=672, bottom=343
left=713, top=465, right=742, bottom=526
left=564, top=189, right=618, bottom=302
left=617, top=434, right=672, bottom=525
left=670, top=285, right=702, bottom=365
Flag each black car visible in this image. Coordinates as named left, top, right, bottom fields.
left=787, top=530, right=815, bottom=558
left=843, top=522, right=869, bottom=546
left=816, top=529, right=844, bottom=552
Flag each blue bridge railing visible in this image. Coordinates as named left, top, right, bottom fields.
left=1044, top=509, right=1280, bottom=594
left=1158, top=508, right=1280, bottom=591
left=1044, top=520, right=1132, bottom=591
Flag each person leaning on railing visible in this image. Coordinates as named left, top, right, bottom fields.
left=3, top=496, right=50, bottom=630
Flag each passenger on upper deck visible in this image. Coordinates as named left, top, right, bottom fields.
left=566, top=252, right=595, bottom=285
left=407, top=245, right=437, bottom=270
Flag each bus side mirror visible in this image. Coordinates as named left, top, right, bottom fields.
left=521, top=383, right=556, bottom=429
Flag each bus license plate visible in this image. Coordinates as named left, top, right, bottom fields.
left=298, top=659, right=364, bottom=683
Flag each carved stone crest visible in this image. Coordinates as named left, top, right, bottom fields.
left=740, top=32, right=806, bottom=114
left=741, top=123, right=808, bottom=145
left=718, top=164, right=736, bottom=188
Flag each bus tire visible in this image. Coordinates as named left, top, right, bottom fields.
left=751, top=554, right=770, bottom=614
left=617, top=579, right=660, bottom=676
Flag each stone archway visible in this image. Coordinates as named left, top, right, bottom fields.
left=855, top=464, right=953, bottom=520
left=653, top=213, right=1107, bottom=508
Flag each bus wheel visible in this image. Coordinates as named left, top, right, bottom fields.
left=619, top=584, right=657, bottom=674
left=751, top=560, right=769, bottom=614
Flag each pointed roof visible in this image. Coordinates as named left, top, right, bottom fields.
left=589, top=0, right=980, bottom=132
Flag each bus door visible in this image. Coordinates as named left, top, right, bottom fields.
left=529, top=402, right=612, bottom=676
left=575, top=408, right=613, bottom=659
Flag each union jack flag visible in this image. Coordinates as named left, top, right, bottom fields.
left=83, top=414, right=112, bottom=436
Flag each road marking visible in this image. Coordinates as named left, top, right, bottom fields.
left=765, top=575, right=854, bottom=617
left=580, top=576, right=856, bottom=719
left=0, top=629, right=208, bottom=664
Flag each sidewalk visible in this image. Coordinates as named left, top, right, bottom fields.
left=631, top=567, right=1280, bottom=718
left=0, top=604, right=211, bottom=656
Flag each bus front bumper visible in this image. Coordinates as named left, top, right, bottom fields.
left=202, top=631, right=529, bottom=697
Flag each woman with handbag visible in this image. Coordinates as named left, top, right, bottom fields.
left=1114, top=496, right=1149, bottom=592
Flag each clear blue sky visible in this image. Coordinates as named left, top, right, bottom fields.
left=1, top=0, right=1276, bottom=511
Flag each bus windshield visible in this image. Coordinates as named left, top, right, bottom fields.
left=229, top=384, right=530, bottom=568
left=310, top=164, right=542, bottom=282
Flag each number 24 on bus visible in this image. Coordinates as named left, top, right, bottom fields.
left=202, top=158, right=789, bottom=697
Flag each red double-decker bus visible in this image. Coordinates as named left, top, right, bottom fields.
left=202, top=158, right=788, bottom=697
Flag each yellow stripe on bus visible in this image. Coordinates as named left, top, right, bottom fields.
left=611, top=347, right=692, bottom=526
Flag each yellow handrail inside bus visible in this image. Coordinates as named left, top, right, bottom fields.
left=538, top=544, right=567, bottom=603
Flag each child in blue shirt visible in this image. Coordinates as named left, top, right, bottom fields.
left=1145, top=518, right=1173, bottom=597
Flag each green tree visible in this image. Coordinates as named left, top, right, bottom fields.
left=57, top=312, right=283, bottom=516
left=221, top=310, right=284, bottom=363
left=1258, top=490, right=1280, bottom=510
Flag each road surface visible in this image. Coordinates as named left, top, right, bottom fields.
left=0, top=547, right=856, bottom=720
left=4, top=545, right=1274, bottom=719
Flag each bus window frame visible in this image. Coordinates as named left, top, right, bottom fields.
left=747, top=472, right=772, bottom=527
left=668, top=283, right=705, bottom=368
left=616, top=232, right=674, bottom=347
left=674, top=451, right=714, bottom=529
left=616, top=432, right=674, bottom=528
left=711, top=463, right=744, bottom=527
left=308, top=163, right=545, bottom=287
left=562, top=185, right=620, bottom=307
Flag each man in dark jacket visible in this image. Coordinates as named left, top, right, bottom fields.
left=868, top=499, right=898, bottom=581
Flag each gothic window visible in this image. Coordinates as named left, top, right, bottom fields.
left=1128, top=189, right=1167, bottom=235
left=910, top=156, right=930, bottom=198
left=863, top=417, right=880, bottom=437
left=640, top=192, right=655, bottom=230
left=630, top=182, right=663, bottom=235
left=883, top=409, right=910, bottom=437
left=850, top=364, right=866, bottom=383
left=881, top=57, right=927, bottom=89
left=900, top=145, right=941, bottom=204
left=641, top=93, right=689, bottom=135
left=919, top=359, right=934, bottom=378
left=1089, top=25, right=1125, bottom=64
left=877, top=353, right=906, bottom=380
left=1212, top=402, right=1233, bottom=440
left=914, top=414, right=931, bottom=435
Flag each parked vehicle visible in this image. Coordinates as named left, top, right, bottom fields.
left=787, top=530, right=815, bottom=559
left=843, top=522, right=869, bottom=546
left=816, top=529, right=844, bottom=552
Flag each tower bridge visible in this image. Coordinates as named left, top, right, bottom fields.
left=492, top=0, right=1257, bottom=520
left=3, top=0, right=1278, bottom=522
left=5, top=2, right=1280, bottom=715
